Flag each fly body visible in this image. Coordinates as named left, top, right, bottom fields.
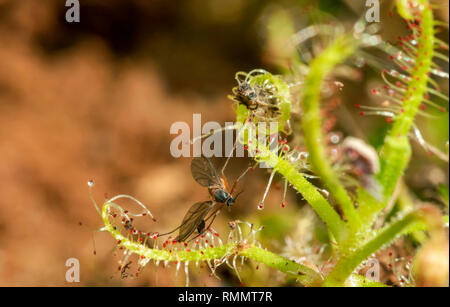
left=160, top=156, right=245, bottom=243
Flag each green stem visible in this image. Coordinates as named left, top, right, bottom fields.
left=243, top=137, right=347, bottom=243
left=360, top=0, right=435, bottom=224
left=395, top=182, right=427, bottom=243
left=300, top=34, right=361, bottom=234
left=101, top=202, right=322, bottom=286
left=277, top=158, right=348, bottom=242
left=240, top=246, right=323, bottom=286
left=323, top=209, right=427, bottom=286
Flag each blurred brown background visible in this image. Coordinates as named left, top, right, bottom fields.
left=0, top=0, right=447, bottom=286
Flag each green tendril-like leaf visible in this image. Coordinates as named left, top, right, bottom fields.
left=324, top=208, right=428, bottom=286
left=100, top=202, right=322, bottom=285
left=300, top=34, right=361, bottom=237
left=363, top=0, right=436, bottom=224
left=379, top=0, right=434, bottom=193
left=236, top=126, right=348, bottom=243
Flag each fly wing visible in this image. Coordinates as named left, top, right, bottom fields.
left=176, top=201, right=214, bottom=242
left=190, top=156, right=221, bottom=187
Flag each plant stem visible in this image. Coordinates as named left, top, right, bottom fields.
left=323, top=209, right=427, bottom=286
left=244, top=138, right=348, bottom=243
left=359, top=0, right=435, bottom=225
left=240, top=246, right=323, bottom=286
left=101, top=202, right=322, bottom=286
left=300, top=34, right=361, bottom=234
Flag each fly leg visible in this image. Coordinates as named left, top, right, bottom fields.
left=187, top=206, right=221, bottom=243
left=158, top=224, right=182, bottom=238
left=221, top=137, right=238, bottom=177
left=229, top=160, right=258, bottom=195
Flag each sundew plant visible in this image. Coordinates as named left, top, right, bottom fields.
left=90, top=0, right=449, bottom=287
